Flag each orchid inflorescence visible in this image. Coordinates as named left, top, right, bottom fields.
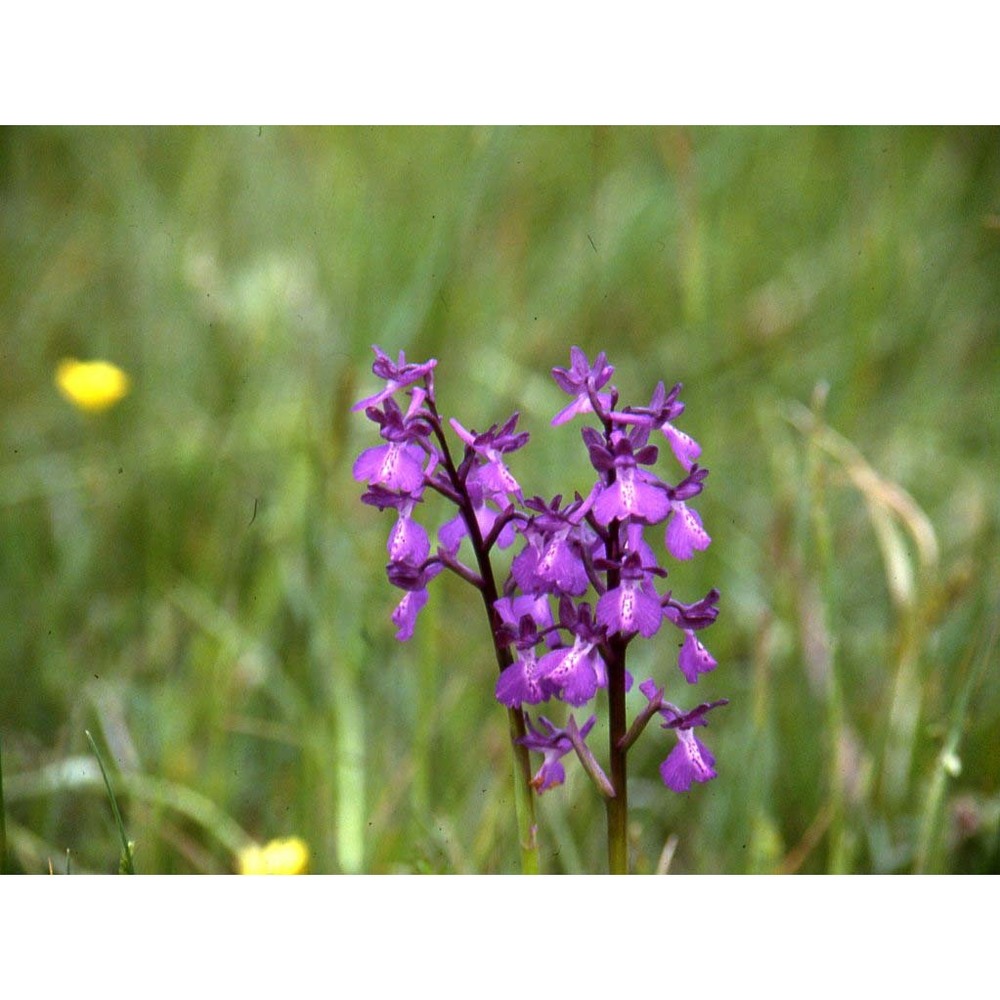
left=352, top=345, right=725, bottom=859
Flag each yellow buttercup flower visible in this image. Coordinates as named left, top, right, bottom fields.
left=238, top=836, right=310, bottom=875
left=55, top=358, right=130, bottom=412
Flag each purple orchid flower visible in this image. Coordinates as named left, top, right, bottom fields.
left=518, top=714, right=597, bottom=792
left=663, top=466, right=712, bottom=560
left=536, top=600, right=607, bottom=706
left=386, top=557, right=443, bottom=641
left=494, top=593, right=555, bottom=634
left=640, top=680, right=727, bottom=792
left=611, top=381, right=701, bottom=471
left=352, top=345, right=438, bottom=412
left=595, top=550, right=664, bottom=639
left=352, top=396, right=430, bottom=495
left=511, top=494, right=598, bottom=598
left=588, top=430, right=672, bottom=527
left=665, top=501, right=712, bottom=560
left=355, top=343, right=726, bottom=844
left=495, top=616, right=550, bottom=708
left=663, top=589, right=721, bottom=631
left=449, top=413, right=528, bottom=502
left=550, top=346, right=616, bottom=426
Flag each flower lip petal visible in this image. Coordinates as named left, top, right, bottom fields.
left=660, top=729, right=717, bottom=792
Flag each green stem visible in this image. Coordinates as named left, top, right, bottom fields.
left=506, top=706, right=540, bottom=873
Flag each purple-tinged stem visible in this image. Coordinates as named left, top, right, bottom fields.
left=604, top=516, right=630, bottom=874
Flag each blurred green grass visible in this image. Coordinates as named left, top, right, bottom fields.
left=1, top=126, right=997, bottom=873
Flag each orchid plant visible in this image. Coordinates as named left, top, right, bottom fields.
left=353, top=346, right=726, bottom=873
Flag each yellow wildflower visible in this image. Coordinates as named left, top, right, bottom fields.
left=238, top=836, right=310, bottom=875
left=55, top=358, right=130, bottom=412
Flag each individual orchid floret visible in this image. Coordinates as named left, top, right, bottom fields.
left=360, top=482, right=417, bottom=511
left=450, top=413, right=528, bottom=502
left=495, top=616, right=549, bottom=708
left=536, top=600, right=607, bottom=706
left=494, top=592, right=560, bottom=651
left=661, top=421, right=702, bottom=472
left=518, top=714, right=597, bottom=792
left=639, top=681, right=727, bottom=792
left=353, top=438, right=426, bottom=495
left=595, top=550, right=664, bottom=639
left=589, top=431, right=672, bottom=527
left=537, top=634, right=604, bottom=706
left=609, top=380, right=683, bottom=432
left=551, top=346, right=616, bottom=426
left=386, top=498, right=430, bottom=568
left=352, top=397, right=429, bottom=495
left=663, top=465, right=712, bottom=560
left=352, top=345, right=438, bottom=412
left=511, top=494, right=598, bottom=598
left=386, top=558, right=443, bottom=641
left=620, top=520, right=660, bottom=568
left=611, top=381, right=701, bottom=471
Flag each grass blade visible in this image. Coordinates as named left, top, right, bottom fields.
left=0, top=736, right=7, bottom=874
left=84, top=730, right=136, bottom=874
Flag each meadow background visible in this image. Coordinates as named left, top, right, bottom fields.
left=1, top=126, right=997, bottom=874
